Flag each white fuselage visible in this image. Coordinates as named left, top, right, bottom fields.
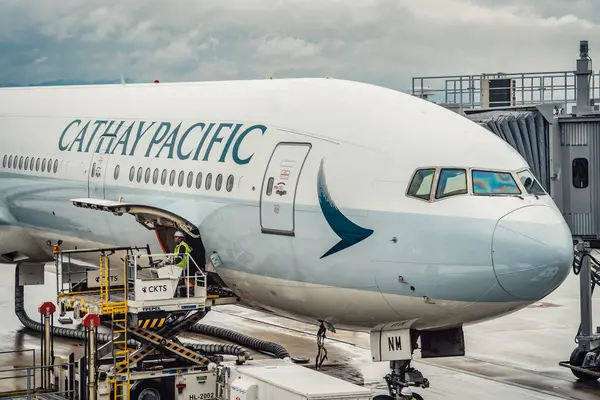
left=0, top=78, right=573, bottom=332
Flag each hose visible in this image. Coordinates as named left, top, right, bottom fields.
left=187, top=324, right=290, bottom=359
left=184, top=342, right=248, bottom=357
left=14, top=267, right=287, bottom=359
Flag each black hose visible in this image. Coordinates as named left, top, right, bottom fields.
left=188, top=324, right=290, bottom=359
left=184, top=342, right=248, bottom=357
left=14, top=267, right=279, bottom=359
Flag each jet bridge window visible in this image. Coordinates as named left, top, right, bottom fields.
left=573, top=158, right=589, bottom=189
left=435, top=168, right=468, bottom=199
left=472, top=170, right=521, bottom=195
left=407, top=168, right=435, bottom=200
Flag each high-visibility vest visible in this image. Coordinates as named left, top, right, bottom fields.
left=174, top=241, right=192, bottom=269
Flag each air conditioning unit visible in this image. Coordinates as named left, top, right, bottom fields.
left=481, top=78, right=516, bottom=108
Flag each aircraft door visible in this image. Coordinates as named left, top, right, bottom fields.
left=260, top=142, right=311, bottom=236
left=88, top=135, right=113, bottom=199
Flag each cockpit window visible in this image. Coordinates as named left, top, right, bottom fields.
left=435, top=168, right=467, bottom=199
left=472, top=170, right=521, bottom=195
left=516, top=170, right=546, bottom=195
left=407, top=168, right=435, bottom=200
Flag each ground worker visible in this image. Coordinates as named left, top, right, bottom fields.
left=173, top=231, right=194, bottom=297
left=173, top=231, right=192, bottom=272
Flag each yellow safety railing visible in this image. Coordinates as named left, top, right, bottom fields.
left=99, top=253, right=131, bottom=399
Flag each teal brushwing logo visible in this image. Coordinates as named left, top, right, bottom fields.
left=317, top=158, right=374, bottom=259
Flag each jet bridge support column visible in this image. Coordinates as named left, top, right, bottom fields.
left=559, top=239, right=600, bottom=381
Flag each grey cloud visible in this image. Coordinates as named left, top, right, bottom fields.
left=0, top=0, right=599, bottom=90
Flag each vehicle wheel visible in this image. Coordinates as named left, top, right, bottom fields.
left=131, top=379, right=163, bottom=400
left=412, top=393, right=425, bottom=400
left=569, top=347, right=599, bottom=382
left=373, top=396, right=393, bottom=400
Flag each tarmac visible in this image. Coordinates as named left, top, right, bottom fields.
left=0, top=262, right=599, bottom=399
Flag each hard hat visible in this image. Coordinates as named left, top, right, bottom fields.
left=174, top=231, right=185, bottom=238
left=400, top=386, right=413, bottom=396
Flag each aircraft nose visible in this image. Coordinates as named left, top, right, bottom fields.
left=492, top=205, right=573, bottom=301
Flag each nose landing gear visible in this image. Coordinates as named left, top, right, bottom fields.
left=371, top=327, right=429, bottom=399
left=379, top=359, right=427, bottom=400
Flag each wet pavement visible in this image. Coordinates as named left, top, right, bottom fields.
left=0, top=262, right=599, bottom=399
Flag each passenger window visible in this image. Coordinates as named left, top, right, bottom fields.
left=42, top=159, right=47, bottom=172
left=153, top=168, right=159, bottom=184
left=25, top=157, right=29, bottom=170
left=13, top=155, right=17, bottom=169
left=436, top=168, right=467, bottom=199
left=226, top=175, right=234, bottom=192
left=196, top=172, right=203, bottom=189
left=53, top=159, right=58, bottom=173
left=114, top=165, right=120, bottom=180
left=136, top=167, right=143, bottom=183
left=7, top=155, right=12, bottom=168
left=266, top=177, right=274, bottom=196
left=2, top=155, right=6, bottom=168
left=169, top=170, right=176, bottom=186
left=187, top=171, right=193, bottom=188
left=215, top=174, right=223, bottom=191
left=205, top=173, right=212, bottom=190
left=47, top=158, right=52, bottom=173
left=129, top=166, right=135, bottom=182
left=472, top=170, right=521, bottom=195
left=161, top=169, right=167, bottom=185
left=573, top=158, right=589, bottom=189
left=29, top=158, right=34, bottom=170
left=35, top=158, right=40, bottom=171
left=19, top=156, right=23, bottom=170
left=178, top=171, right=184, bottom=187
left=407, top=168, right=435, bottom=200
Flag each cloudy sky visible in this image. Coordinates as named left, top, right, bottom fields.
left=0, top=0, right=598, bottom=91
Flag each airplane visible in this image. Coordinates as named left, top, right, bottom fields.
left=0, top=77, right=574, bottom=398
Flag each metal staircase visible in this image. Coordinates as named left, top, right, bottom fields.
left=99, top=253, right=131, bottom=400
